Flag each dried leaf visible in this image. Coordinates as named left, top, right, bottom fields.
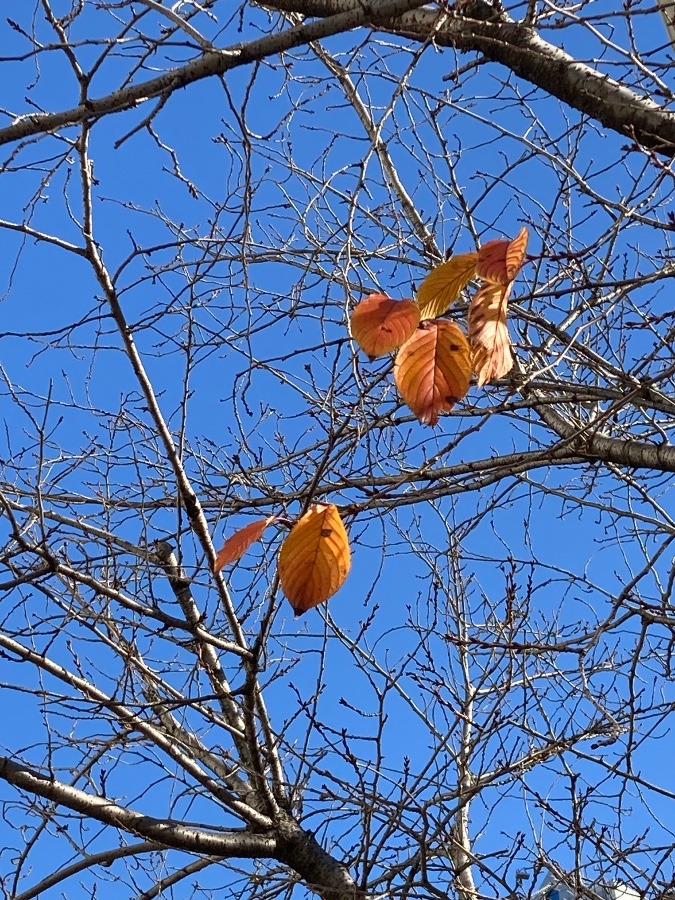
left=476, top=227, right=529, bottom=285
left=350, top=293, right=420, bottom=358
left=416, top=253, right=478, bottom=321
left=394, top=321, right=471, bottom=426
left=278, top=504, right=351, bottom=615
left=468, top=282, right=513, bottom=386
left=214, top=517, right=276, bottom=573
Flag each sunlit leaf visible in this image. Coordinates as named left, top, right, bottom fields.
left=394, top=321, right=471, bottom=426
left=278, top=504, right=351, bottom=615
left=213, top=517, right=276, bottom=573
left=350, top=293, right=420, bottom=358
left=416, top=252, right=478, bottom=321
left=476, top=227, right=529, bottom=285
left=468, top=282, right=513, bottom=386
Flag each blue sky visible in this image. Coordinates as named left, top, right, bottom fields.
left=1, top=2, right=675, bottom=899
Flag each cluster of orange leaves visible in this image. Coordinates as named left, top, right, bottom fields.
left=213, top=229, right=528, bottom=614
left=351, top=228, right=528, bottom=424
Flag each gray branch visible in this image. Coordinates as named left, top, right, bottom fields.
left=531, top=401, right=675, bottom=472
left=14, top=842, right=161, bottom=900
left=0, top=0, right=430, bottom=147
left=263, top=0, right=675, bottom=155
left=0, top=756, right=277, bottom=857
left=1, top=758, right=362, bottom=900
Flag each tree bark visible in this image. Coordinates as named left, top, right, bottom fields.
left=0, top=757, right=277, bottom=857
left=0, top=758, right=361, bottom=899
left=0, top=0, right=429, bottom=146
left=274, top=811, right=361, bottom=899
left=264, top=0, right=675, bottom=155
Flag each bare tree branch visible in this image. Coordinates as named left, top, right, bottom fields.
left=14, top=842, right=162, bottom=900
left=0, top=0, right=431, bottom=147
left=0, top=757, right=277, bottom=857
left=3, top=3, right=675, bottom=899
left=264, top=0, right=675, bottom=153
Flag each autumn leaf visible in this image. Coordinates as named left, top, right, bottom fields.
left=468, top=282, right=513, bottom=386
left=416, top=252, right=477, bottom=321
left=350, top=293, right=420, bottom=358
left=476, top=227, right=528, bottom=285
left=278, top=504, right=351, bottom=615
left=214, top=517, right=276, bottom=573
left=394, top=321, right=471, bottom=426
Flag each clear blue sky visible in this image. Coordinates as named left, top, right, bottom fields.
left=1, top=3, right=675, bottom=898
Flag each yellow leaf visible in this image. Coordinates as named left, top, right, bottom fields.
left=278, top=504, right=351, bottom=615
left=468, top=282, right=513, bottom=386
left=350, top=293, right=420, bottom=358
left=416, top=253, right=478, bottom=321
left=394, top=321, right=471, bottom=425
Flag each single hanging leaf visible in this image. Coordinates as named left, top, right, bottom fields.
left=214, top=516, right=277, bottom=573
left=416, top=252, right=478, bottom=321
left=468, top=282, right=513, bottom=386
left=476, top=227, right=528, bottom=285
left=278, top=504, right=351, bottom=615
left=350, top=293, right=420, bottom=358
left=394, top=321, right=471, bottom=426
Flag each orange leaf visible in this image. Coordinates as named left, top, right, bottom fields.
left=468, top=282, right=513, bottom=386
left=416, top=252, right=478, bottom=321
left=350, top=293, right=420, bottom=358
left=476, top=227, right=528, bottom=285
left=394, top=321, right=471, bottom=426
left=213, top=517, right=276, bottom=573
left=278, top=504, right=351, bottom=615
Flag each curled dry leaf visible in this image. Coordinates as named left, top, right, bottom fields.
left=214, top=517, right=276, bottom=573
left=468, top=282, right=513, bottom=386
left=278, top=504, right=351, bottom=615
left=394, top=321, right=471, bottom=426
left=350, top=293, right=420, bottom=358
left=476, top=227, right=528, bottom=285
left=416, top=252, right=478, bottom=321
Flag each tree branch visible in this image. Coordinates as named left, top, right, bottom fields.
left=14, top=842, right=162, bottom=900
left=274, top=810, right=361, bottom=899
left=263, top=0, right=675, bottom=154
left=1, top=757, right=362, bottom=900
left=0, top=0, right=431, bottom=147
left=530, top=400, right=675, bottom=472
left=136, top=856, right=219, bottom=900
left=0, top=628, right=270, bottom=828
left=0, top=757, right=277, bottom=858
